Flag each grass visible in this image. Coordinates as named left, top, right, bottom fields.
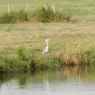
left=0, top=10, right=28, bottom=24
left=0, top=4, right=70, bottom=23
left=0, top=0, right=95, bottom=72
left=0, top=21, right=95, bottom=72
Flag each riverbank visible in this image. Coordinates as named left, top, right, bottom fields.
left=0, top=45, right=95, bottom=73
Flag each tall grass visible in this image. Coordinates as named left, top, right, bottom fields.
left=34, top=4, right=70, bottom=23
left=0, top=45, right=95, bottom=73
left=0, top=10, right=28, bottom=24
left=0, top=4, right=70, bottom=24
left=60, top=45, right=95, bottom=66
left=0, top=46, right=62, bottom=73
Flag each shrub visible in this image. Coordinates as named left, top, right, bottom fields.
left=0, top=4, right=70, bottom=23
left=17, top=10, right=28, bottom=22
left=53, top=11, right=70, bottom=22
left=35, top=4, right=70, bottom=23
left=0, top=11, right=18, bottom=24
left=0, top=10, right=28, bottom=24
left=35, top=5, right=53, bottom=23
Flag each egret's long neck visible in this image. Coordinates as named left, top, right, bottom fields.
left=46, top=41, right=48, bottom=48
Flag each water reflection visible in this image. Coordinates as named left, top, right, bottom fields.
left=43, top=75, right=50, bottom=94
left=0, top=65, right=95, bottom=95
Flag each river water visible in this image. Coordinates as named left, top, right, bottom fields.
left=0, top=65, right=95, bottom=95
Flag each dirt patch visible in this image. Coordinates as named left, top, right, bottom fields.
left=91, top=19, right=95, bottom=22
left=57, top=29, right=63, bottom=32
left=25, top=22, right=39, bottom=25
left=69, top=19, right=78, bottom=23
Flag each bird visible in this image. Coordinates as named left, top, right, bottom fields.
left=42, top=39, right=49, bottom=57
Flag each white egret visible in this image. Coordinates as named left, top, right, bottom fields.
left=42, top=39, right=50, bottom=57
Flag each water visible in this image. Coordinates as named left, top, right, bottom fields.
left=0, top=65, right=95, bottom=95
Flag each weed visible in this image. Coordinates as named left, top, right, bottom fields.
left=35, top=5, right=53, bottom=23
left=17, top=10, right=28, bottom=22
left=82, top=50, right=95, bottom=64
left=35, top=4, right=70, bottom=23
left=0, top=4, right=70, bottom=24
left=0, top=10, right=28, bottom=24
left=1, top=47, right=95, bottom=73
left=18, top=46, right=26, bottom=61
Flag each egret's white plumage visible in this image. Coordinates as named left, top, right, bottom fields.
left=42, top=39, right=49, bottom=57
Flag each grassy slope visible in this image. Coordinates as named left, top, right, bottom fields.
left=0, top=0, right=95, bottom=64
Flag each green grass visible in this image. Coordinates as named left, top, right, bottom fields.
left=0, top=0, right=95, bottom=72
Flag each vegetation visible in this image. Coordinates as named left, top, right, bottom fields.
left=0, top=45, right=95, bottom=73
left=0, top=10, right=28, bottom=24
left=0, top=0, right=95, bottom=72
left=34, top=4, right=70, bottom=23
left=0, top=4, right=70, bottom=23
left=0, top=46, right=62, bottom=73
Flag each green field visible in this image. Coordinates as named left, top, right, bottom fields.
left=0, top=0, right=95, bottom=72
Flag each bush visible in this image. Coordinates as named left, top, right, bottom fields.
left=35, top=4, right=70, bottom=23
left=35, top=5, right=53, bottom=23
left=53, top=11, right=70, bottom=22
left=17, top=10, right=28, bottom=22
left=0, top=4, right=70, bottom=24
left=0, top=12, right=16, bottom=24
left=0, top=10, right=29, bottom=24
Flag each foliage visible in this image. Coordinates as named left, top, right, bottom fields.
left=17, top=10, right=28, bottom=22
left=0, top=46, right=31, bottom=73
left=0, top=10, right=28, bottom=24
left=53, top=11, right=70, bottom=22
left=0, top=11, right=17, bottom=24
left=1, top=46, right=95, bottom=73
left=35, top=5, right=53, bottom=23
left=34, top=4, right=70, bottom=23
left=0, top=4, right=70, bottom=24
left=82, top=50, right=95, bottom=64
left=18, top=46, right=26, bottom=61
